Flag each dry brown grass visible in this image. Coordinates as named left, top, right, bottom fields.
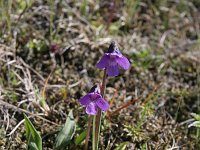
left=0, top=0, right=200, bottom=149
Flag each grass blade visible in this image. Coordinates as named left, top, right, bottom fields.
left=54, top=110, right=76, bottom=149
left=24, top=114, right=42, bottom=150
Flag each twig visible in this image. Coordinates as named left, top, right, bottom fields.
left=110, top=84, right=161, bottom=116
left=19, top=58, right=45, bottom=82
left=7, top=118, right=25, bottom=136
left=0, top=99, right=59, bottom=126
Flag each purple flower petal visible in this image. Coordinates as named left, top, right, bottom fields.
left=86, top=102, right=98, bottom=115
left=96, top=55, right=109, bottom=69
left=89, top=93, right=102, bottom=100
left=116, top=56, right=130, bottom=70
left=107, top=62, right=119, bottom=76
left=79, top=94, right=91, bottom=106
left=96, top=98, right=109, bottom=111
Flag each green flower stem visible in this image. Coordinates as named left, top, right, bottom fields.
left=85, top=115, right=92, bottom=150
left=92, top=116, right=96, bottom=150
left=95, top=69, right=107, bottom=149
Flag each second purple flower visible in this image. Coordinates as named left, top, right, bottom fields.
left=79, top=85, right=109, bottom=115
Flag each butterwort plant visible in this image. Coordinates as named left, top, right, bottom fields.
left=79, top=41, right=130, bottom=150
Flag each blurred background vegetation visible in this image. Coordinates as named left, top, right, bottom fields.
left=0, top=0, right=200, bottom=149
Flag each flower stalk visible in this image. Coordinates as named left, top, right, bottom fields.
left=92, top=115, right=96, bottom=150
left=85, top=115, right=92, bottom=150
left=94, top=68, right=107, bottom=149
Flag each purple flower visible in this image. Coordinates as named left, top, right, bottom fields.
left=96, top=41, right=130, bottom=76
left=79, top=85, right=109, bottom=115
left=50, top=43, right=59, bottom=54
